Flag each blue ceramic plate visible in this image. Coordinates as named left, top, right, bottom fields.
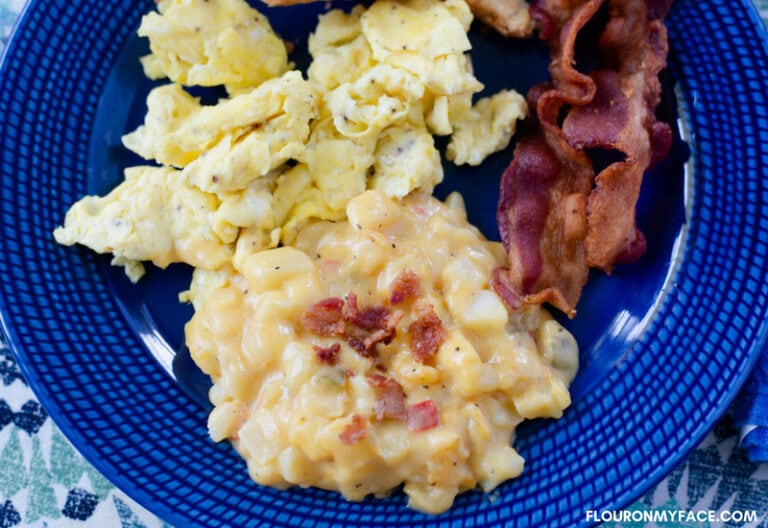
left=1, top=1, right=768, bottom=527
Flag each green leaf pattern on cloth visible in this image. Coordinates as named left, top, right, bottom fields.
left=0, top=432, right=27, bottom=499
left=26, top=437, right=59, bottom=523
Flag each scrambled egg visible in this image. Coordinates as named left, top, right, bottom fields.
left=138, top=0, right=290, bottom=95
left=122, top=71, right=317, bottom=172
left=52, top=0, right=557, bottom=515
left=56, top=0, right=527, bottom=280
left=53, top=166, right=233, bottom=282
left=447, top=89, right=529, bottom=165
left=55, top=0, right=529, bottom=282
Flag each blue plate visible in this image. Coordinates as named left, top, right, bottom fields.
left=1, top=1, right=768, bottom=527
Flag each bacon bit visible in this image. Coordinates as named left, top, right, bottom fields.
left=363, top=310, right=404, bottom=350
left=304, top=292, right=403, bottom=360
left=345, top=326, right=377, bottom=359
left=366, top=374, right=406, bottom=421
left=346, top=292, right=390, bottom=331
left=408, top=304, right=446, bottom=363
left=389, top=269, right=422, bottom=305
left=366, top=374, right=388, bottom=386
left=339, top=414, right=368, bottom=445
left=406, top=400, right=439, bottom=432
left=301, top=298, right=345, bottom=337
left=313, top=343, right=341, bottom=365
left=343, top=292, right=402, bottom=358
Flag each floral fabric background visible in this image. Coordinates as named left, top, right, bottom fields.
left=1, top=1, right=768, bottom=527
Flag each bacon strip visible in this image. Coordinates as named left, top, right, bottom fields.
left=569, top=4, right=673, bottom=268
left=496, top=128, right=590, bottom=317
left=496, top=0, right=673, bottom=316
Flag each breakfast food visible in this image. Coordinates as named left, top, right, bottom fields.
left=464, top=0, right=535, bottom=37
left=186, top=189, right=577, bottom=513
left=258, top=0, right=536, bottom=38
left=55, top=0, right=528, bottom=281
left=137, top=0, right=290, bottom=95
left=53, top=0, right=580, bottom=515
left=493, top=0, right=674, bottom=317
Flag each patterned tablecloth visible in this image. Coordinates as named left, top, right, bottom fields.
left=1, top=1, right=767, bottom=527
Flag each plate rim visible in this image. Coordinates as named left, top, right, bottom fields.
left=1, top=0, right=767, bottom=526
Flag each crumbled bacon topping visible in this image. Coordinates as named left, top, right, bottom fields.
left=362, top=310, right=404, bottom=351
left=346, top=292, right=391, bottom=331
left=408, top=304, right=446, bottom=362
left=406, top=400, right=439, bottom=432
left=339, top=414, right=368, bottom=445
left=366, top=374, right=406, bottom=421
left=301, top=297, right=345, bottom=337
left=303, top=293, right=403, bottom=360
left=389, top=269, right=422, bottom=305
left=313, top=343, right=341, bottom=365
left=344, top=292, right=403, bottom=358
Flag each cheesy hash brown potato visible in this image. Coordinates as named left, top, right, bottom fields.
left=185, top=190, right=578, bottom=513
left=53, top=0, right=578, bottom=514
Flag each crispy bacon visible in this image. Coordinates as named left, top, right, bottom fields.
left=496, top=129, right=589, bottom=317
left=367, top=374, right=406, bottom=421
left=304, top=292, right=403, bottom=360
left=576, top=3, right=672, bottom=269
left=490, top=267, right=522, bottom=312
left=301, top=298, right=345, bottom=336
left=339, top=414, right=368, bottom=445
left=408, top=304, right=446, bottom=363
left=389, top=269, right=422, bottom=305
left=496, top=0, right=674, bottom=316
left=344, top=292, right=402, bottom=358
left=363, top=310, right=404, bottom=351
left=344, top=326, right=375, bottom=358
left=313, top=343, right=341, bottom=365
left=346, top=292, right=390, bottom=331
left=406, top=400, right=439, bottom=432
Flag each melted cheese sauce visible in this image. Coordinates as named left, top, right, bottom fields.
left=186, top=190, right=577, bottom=513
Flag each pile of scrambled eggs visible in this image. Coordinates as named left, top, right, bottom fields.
left=54, top=0, right=527, bottom=281
left=53, top=0, right=576, bottom=514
